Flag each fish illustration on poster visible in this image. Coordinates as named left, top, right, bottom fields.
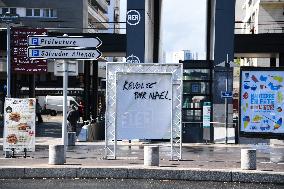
left=240, top=69, right=284, bottom=136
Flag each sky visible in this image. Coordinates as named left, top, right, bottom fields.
left=120, top=0, right=207, bottom=62
left=162, top=0, right=207, bottom=61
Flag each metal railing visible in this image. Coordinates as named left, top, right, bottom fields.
left=182, top=121, right=237, bottom=128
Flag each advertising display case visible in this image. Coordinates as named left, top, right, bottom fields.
left=240, top=67, right=284, bottom=138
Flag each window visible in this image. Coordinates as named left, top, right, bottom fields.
left=183, top=69, right=210, bottom=80
left=10, top=8, right=16, bottom=14
left=43, top=9, right=57, bottom=18
left=34, top=9, right=40, bottom=16
left=50, top=9, right=57, bottom=17
left=43, top=9, right=50, bottom=17
left=26, top=9, right=32, bottom=16
left=2, top=8, right=8, bottom=14
left=2, top=7, right=17, bottom=14
left=26, top=8, right=57, bottom=18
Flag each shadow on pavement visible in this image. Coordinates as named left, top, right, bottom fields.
left=35, top=122, right=62, bottom=138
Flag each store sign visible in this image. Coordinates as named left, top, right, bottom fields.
left=3, top=98, right=36, bottom=152
left=240, top=68, right=284, bottom=138
left=116, top=73, right=172, bottom=139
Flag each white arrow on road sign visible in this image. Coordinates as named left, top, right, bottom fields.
left=28, top=36, right=102, bottom=48
left=27, top=48, right=102, bottom=60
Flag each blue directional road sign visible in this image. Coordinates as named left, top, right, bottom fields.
left=221, top=91, right=233, bottom=98
left=27, top=48, right=102, bottom=60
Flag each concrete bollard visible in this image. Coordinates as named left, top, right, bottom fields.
left=144, top=146, right=159, bottom=166
left=241, top=149, right=256, bottom=170
left=68, top=132, right=76, bottom=146
left=49, top=145, right=65, bottom=165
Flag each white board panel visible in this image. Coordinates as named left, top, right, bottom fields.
left=116, top=73, right=172, bottom=139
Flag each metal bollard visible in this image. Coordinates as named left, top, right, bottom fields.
left=68, top=132, right=76, bottom=146
left=144, top=146, right=159, bottom=166
left=49, top=145, right=65, bottom=165
left=241, top=149, right=256, bottom=170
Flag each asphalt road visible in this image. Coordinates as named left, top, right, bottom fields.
left=0, top=179, right=283, bottom=189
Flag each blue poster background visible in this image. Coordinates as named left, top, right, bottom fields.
left=240, top=70, right=284, bottom=134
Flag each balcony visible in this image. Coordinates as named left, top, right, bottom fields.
left=260, top=0, right=284, bottom=2
left=260, top=0, right=284, bottom=6
left=89, top=0, right=108, bottom=13
left=88, top=3, right=109, bottom=30
left=88, top=22, right=108, bottom=33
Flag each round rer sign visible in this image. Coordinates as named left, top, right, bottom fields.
left=127, top=10, right=140, bottom=25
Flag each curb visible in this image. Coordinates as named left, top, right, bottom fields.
left=0, top=167, right=283, bottom=184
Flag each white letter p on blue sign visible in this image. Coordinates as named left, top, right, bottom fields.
left=31, top=38, right=39, bottom=45
left=32, top=50, right=39, bottom=57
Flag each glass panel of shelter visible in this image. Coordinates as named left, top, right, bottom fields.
left=182, top=68, right=211, bottom=125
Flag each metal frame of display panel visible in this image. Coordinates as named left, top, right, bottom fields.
left=105, top=63, right=183, bottom=160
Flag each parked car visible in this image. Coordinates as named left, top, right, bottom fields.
left=44, top=96, right=80, bottom=116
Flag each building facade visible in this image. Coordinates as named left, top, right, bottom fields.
left=0, top=0, right=119, bottom=92
left=0, top=0, right=120, bottom=120
left=240, top=0, right=284, bottom=67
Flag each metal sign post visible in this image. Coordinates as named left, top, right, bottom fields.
left=6, top=25, right=11, bottom=97
left=225, top=54, right=229, bottom=144
left=215, top=54, right=237, bottom=144
left=62, top=59, right=68, bottom=160
left=27, top=33, right=102, bottom=162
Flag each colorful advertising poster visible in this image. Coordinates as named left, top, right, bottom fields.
left=240, top=68, right=284, bottom=138
left=3, top=98, right=36, bottom=152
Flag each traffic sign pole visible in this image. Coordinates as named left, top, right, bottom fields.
left=62, top=58, right=68, bottom=161
left=6, top=25, right=10, bottom=98
left=225, top=54, right=229, bottom=144
left=26, top=34, right=102, bottom=161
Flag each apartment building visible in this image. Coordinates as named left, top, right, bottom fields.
left=239, top=0, right=284, bottom=67
left=0, top=0, right=111, bottom=33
